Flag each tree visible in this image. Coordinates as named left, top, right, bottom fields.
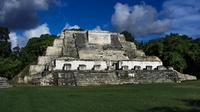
left=163, top=52, right=187, bottom=72
left=0, top=27, right=11, bottom=57
left=0, top=27, right=10, bottom=42
left=142, top=33, right=200, bottom=78
left=184, top=38, right=200, bottom=78
left=120, top=31, right=135, bottom=42
left=143, top=39, right=164, bottom=57
left=0, top=33, right=56, bottom=79
left=0, top=57, right=22, bottom=79
left=19, top=34, right=56, bottom=66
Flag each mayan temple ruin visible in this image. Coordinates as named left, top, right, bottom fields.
left=16, top=30, right=196, bottom=86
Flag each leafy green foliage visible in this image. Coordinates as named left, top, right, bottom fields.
left=0, top=27, right=10, bottom=42
left=0, top=27, right=11, bottom=57
left=0, top=57, right=22, bottom=79
left=0, top=41, right=11, bottom=57
left=19, top=34, right=56, bottom=66
left=163, top=52, right=187, bottom=72
left=143, top=33, right=200, bottom=78
left=0, top=31, right=56, bottom=79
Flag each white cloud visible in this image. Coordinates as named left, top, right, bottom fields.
left=24, top=23, right=50, bottom=39
left=9, top=32, right=18, bottom=48
left=162, top=0, right=200, bottom=37
left=92, top=26, right=102, bottom=31
left=34, top=0, right=50, bottom=10
left=9, top=23, right=51, bottom=47
left=64, top=23, right=80, bottom=30
left=112, top=3, right=171, bottom=37
left=112, top=1, right=200, bottom=38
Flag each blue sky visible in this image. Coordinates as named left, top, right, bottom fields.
left=38, top=0, right=165, bottom=34
left=0, top=0, right=200, bottom=47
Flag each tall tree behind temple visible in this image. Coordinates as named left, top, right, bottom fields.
left=143, top=33, right=200, bottom=78
left=0, top=27, right=9, bottom=42
left=0, top=27, right=11, bottom=57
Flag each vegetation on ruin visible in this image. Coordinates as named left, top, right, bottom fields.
left=0, top=81, right=200, bottom=112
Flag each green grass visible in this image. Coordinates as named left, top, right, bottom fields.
left=0, top=81, right=200, bottom=112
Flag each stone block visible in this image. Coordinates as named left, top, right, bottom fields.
left=40, top=73, right=53, bottom=86
left=135, top=50, right=145, bottom=57
left=46, top=46, right=62, bottom=56
left=53, top=39, right=63, bottom=47
left=59, top=32, right=65, bottom=39
left=88, top=31, right=111, bottom=45
left=184, top=74, right=197, bottom=80
left=0, top=77, right=11, bottom=88
left=79, top=49, right=129, bottom=60
left=168, top=67, right=174, bottom=70
left=29, top=65, right=45, bottom=75
left=157, top=66, right=167, bottom=70
left=38, top=56, right=52, bottom=65
left=176, top=71, right=197, bottom=81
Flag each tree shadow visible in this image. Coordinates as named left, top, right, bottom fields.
left=181, top=99, right=200, bottom=107
left=147, top=107, right=199, bottom=112
left=144, top=99, right=200, bottom=112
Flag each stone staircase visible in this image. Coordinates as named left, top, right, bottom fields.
left=0, top=77, right=11, bottom=88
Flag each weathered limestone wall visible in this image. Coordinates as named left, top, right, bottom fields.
left=118, top=34, right=145, bottom=59
left=119, top=60, right=163, bottom=70
left=75, top=71, right=118, bottom=86
left=88, top=31, right=111, bottom=45
left=59, top=32, right=65, bottom=39
left=38, top=56, right=52, bottom=65
left=74, top=32, right=87, bottom=49
left=135, top=50, right=145, bottom=57
left=79, top=49, right=129, bottom=60
left=173, top=70, right=197, bottom=81
left=46, top=46, right=62, bottom=56
left=54, top=60, right=108, bottom=70
left=53, top=39, right=64, bottom=47
left=53, top=70, right=178, bottom=86
left=29, top=65, right=45, bottom=75
left=63, top=31, right=79, bottom=58
left=118, top=70, right=178, bottom=83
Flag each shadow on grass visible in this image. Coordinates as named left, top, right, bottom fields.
left=144, top=99, right=200, bottom=112
left=181, top=99, right=200, bottom=107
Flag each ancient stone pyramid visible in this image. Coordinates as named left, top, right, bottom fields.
left=18, top=30, right=182, bottom=86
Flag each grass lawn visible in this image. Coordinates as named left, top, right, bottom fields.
left=0, top=81, right=200, bottom=112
